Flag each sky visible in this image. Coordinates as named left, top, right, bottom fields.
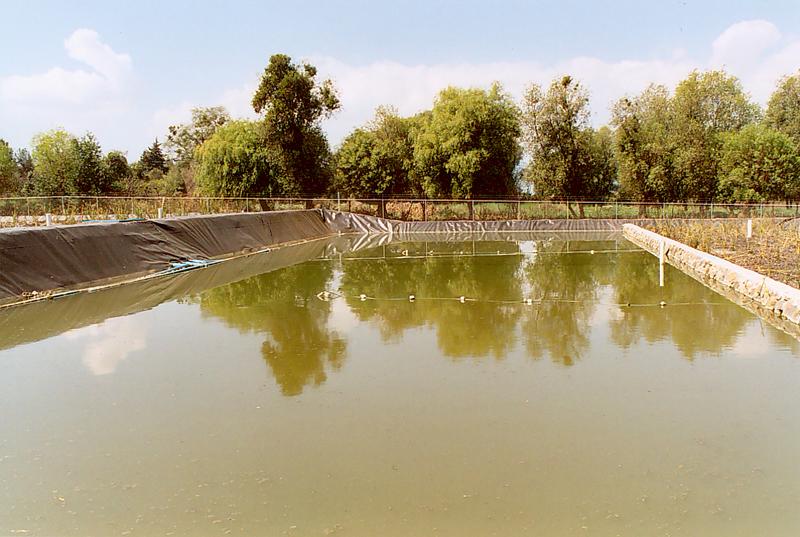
left=1, top=0, right=799, bottom=157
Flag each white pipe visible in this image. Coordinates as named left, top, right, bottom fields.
left=157, top=207, right=164, bottom=219
left=746, top=218, right=752, bottom=239
left=45, top=213, right=53, bottom=226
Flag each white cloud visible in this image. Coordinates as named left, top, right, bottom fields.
left=64, top=315, right=147, bottom=376
left=0, top=28, right=131, bottom=105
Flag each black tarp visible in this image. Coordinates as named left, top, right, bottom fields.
left=0, top=210, right=331, bottom=301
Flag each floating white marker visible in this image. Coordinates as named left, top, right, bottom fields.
left=459, top=296, right=466, bottom=303
left=524, top=298, right=533, bottom=305
left=746, top=218, right=753, bottom=239
left=359, top=294, right=367, bottom=301
left=590, top=250, right=595, bottom=254
left=408, top=294, right=415, bottom=302
left=659, top=301, right=667, bottom=307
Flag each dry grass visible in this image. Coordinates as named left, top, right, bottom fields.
left=648, top=219, right=800, bottom=289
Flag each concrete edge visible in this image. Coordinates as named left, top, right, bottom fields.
left=622, top=223, right=800, bottom=339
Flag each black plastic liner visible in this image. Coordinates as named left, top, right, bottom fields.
left=320, top=209, right=662, bottom=233
left=0, top=210, right=330, bottom=301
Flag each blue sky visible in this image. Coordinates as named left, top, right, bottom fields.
left=1, top=0, right=799, bottom=157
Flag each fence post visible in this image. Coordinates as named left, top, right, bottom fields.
left=381, top=198, right=385, bottom=219
left=423, top=199, right=427, bottom=221
left=517, top=199, right=521, bottom=220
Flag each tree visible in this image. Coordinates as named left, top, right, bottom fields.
left=104, top=151, right=131, bottom=193
left=252, top=54, right=340, bottom=196
left=412, top=83, right=522, bottom=199
left=718, top=124, right=800, bottom=202
left=521, top=75, right=611, bottom=215
left=30, top=129, right=80, bottom=195
left=14, top=149, right=34, bottom=194
left=766, top=71, right=800, bottom=146
left=73, top=133, right=112, bottom=195
left=195, top=120, right=277, bottom=197
left=334, top=106, right=418, bottom=197
left=166, top=106, right=230, bottom=164
left=670, top=70, right=761, bottom=201
left=584, top=126, right=618, bottom=201
left=138, top=139, right=169, bottom=175
left=612, top=84, right=677, bottom=205
left=0, top=140, right=15, bottom=194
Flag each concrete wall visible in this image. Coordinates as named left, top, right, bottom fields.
left=623, top=223, right=800, bottom=335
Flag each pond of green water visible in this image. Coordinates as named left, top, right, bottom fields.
left=1, top=236, right=798, bottom=536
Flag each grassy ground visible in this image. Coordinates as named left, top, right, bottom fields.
left=648, top=219, right=800, bottom=289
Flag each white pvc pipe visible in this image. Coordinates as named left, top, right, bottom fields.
left=746, top=218, right=752, bottom=239
left=158, top=207, right=164, bottom=219
left=45, top=213, right=53, bottom=226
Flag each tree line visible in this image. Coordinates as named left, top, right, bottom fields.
left=2, top=54, right=800, bottom=205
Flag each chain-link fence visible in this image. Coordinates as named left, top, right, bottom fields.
left=0, top=196, right=798, bottom=227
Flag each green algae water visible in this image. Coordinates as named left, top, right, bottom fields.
left=1, top=235, right=799, bottom=536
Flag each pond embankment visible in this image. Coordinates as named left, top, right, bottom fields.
left=623, top=223, right=800, bottom=336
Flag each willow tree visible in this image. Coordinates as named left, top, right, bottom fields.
left=412, top=83, right=522, bottom=199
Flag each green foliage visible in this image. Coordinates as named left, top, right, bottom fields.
left=334, top=106, right=417, bottom=197
left=166, top=106, right=230, bottom=164
left=766, top=71, right=800, bottom=146
left=718, top=124, right=800, bottom=201
left=252, top=54, right=340, bottom=195
left=412, top=84, right=521, bottom=198
left=522, top=76, right=613, bottom=206
left=612, top=85, right=676, bottom=202
left=30, top=129, right=80, bottom=195
left=670, top=70, right=761, bottom=201
left=0, top=140, right=15, bottom=194
left=13, top=149, right=34, bottom=194
left=138, top=139, right=169, bottom=175
left=73, top=133, right=114, bottom=195
left=195, top=120, right=277, bottom=197
left=104, top=151, right=131, bottom=192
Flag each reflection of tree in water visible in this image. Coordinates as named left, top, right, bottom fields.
left=340, top=241, right=523, bottom=358
left=521, top=241, right=618, bottom=365
left=608, top=252, right=754, bottom=359
left=198, top=262, right=346, bottom=396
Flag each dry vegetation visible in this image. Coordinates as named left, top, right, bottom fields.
left=649, top=219, right=800, bottom=289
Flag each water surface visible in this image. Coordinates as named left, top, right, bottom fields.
left=1, top=236, right=798, bottom=536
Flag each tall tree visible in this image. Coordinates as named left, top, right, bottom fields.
left=30, top=129, right=80, bottom=195
left=0, top=140, right=15, bottom=194
left=252, top=54, right=340, bottom=196
left=612, top=84, right=677, bottom=204
left=412, top=83, right=522, bottom=198
left=766, top=71, right=800, bottom=147
left=670, top=70, right=761, bottom=201
left=521, top=75, right=611, bottom=215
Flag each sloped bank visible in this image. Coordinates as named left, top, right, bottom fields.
left=623, top=223, right=800, bottom=337
left=0, top=210, right=332, bottom=305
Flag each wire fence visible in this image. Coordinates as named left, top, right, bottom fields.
left=0, top=196, right=799, bottom=227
